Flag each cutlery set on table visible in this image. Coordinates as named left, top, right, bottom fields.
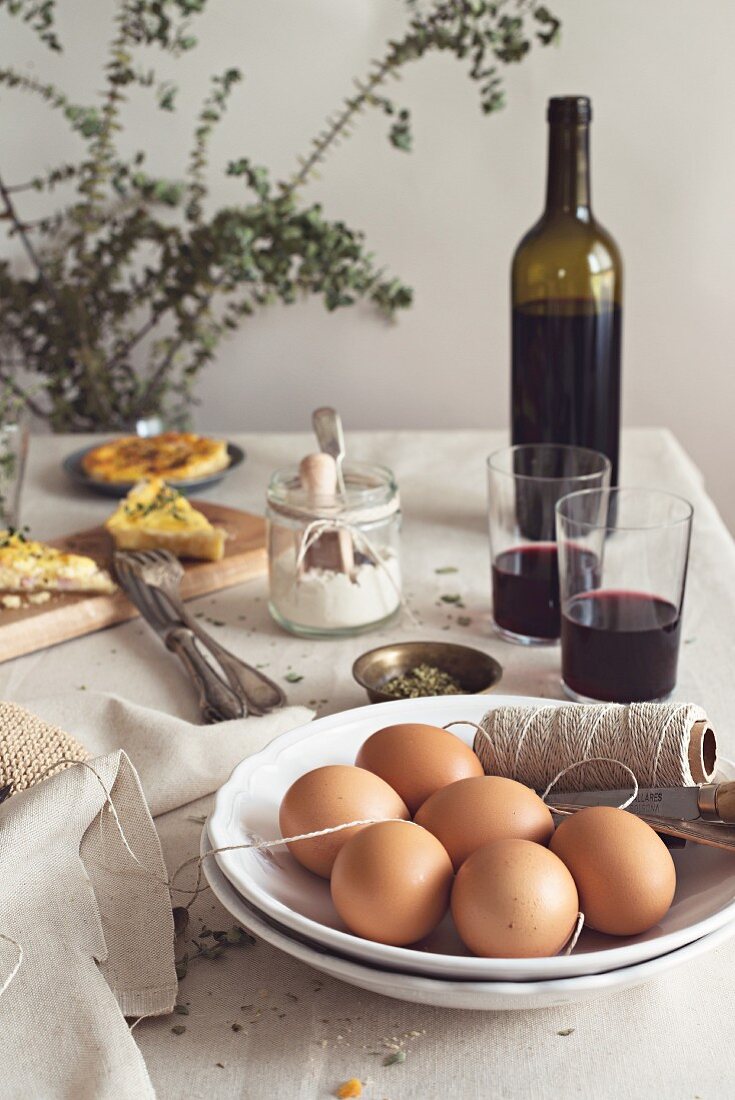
left=114, top=550, right=286, bottom=722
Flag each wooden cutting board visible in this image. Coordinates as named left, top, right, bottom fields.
left=0, top=501, right=267, bottom=663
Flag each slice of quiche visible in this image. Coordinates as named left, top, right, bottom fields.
left=0, top=530, right=116, bottom=594
left=105, top=478, right=225, bottom=562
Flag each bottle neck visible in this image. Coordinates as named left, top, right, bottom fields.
left=545, top=121, right=591, bottom=219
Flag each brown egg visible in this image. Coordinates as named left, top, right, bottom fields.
left=279, top=765, right=409, bottom=878
left=451, top=838, right=579, bottom=958
left=331, top=820, right=453, bottom=946
left=549, top=806, right=676, bottom=936
left=415, top=775, right=555, bottom=870
left=355, top=722, right=484, bottom=814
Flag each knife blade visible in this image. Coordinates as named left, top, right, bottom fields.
left=551, top=781, right=735, bottom=824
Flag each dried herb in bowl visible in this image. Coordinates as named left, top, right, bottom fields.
left=381, top=663, right=463, bottom=699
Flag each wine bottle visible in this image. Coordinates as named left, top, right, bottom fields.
left=511, top=96, right=622, bottom=484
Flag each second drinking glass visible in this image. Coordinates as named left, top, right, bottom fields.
left=556, top=487, right=693, bottom=702
left=487, top=444, right=611, bottom=644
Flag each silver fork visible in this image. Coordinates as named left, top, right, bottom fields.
left=117, top=549, right=287, bottom=716
left=115, top=555, right=244, bottom=724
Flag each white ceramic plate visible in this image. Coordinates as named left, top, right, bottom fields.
left=202, top=824, right=735, bottom=1010
left=209, top=695, right=735, bottom=982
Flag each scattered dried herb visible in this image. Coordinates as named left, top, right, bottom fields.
left=434, top=566, right=458, bottom=575
left=557, top=1027, right=575, bottom=1037
left=172, top=907, right=189, bottom=938
left=456, top=614, right=472, bottom=627
left=231, top=1023, right=242, bottom=1032
left=440, top=593, right=464, bottom=605
left=382, top=663, right=463, bottom=699
left=382, top=1050, right=407, bottom=1066
left=174, top=1004, right=189, bottom=1016
left=171, top=1024, right=187, bottom=1036
left=284, top=671, right=303, bottom=683
left=178, top=926, right=256, bottom=977
left=221, top=927, right=255, bottom=946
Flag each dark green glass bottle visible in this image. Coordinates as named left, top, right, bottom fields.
left=511, top=96, right=623, bottom=484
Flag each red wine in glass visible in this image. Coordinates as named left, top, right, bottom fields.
left=493, top=543, right=599, bottom=641
left=561, top=590, right=681, bottom=702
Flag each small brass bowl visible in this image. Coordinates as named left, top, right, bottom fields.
left=352, top=640, right=503, bottom=704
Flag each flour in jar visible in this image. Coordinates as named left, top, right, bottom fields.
left=269, top=548, right=401, bottom=630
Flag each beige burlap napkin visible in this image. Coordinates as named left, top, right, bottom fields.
left=0, top=750, right=174, bottom=1100
left=0, top=694, right=313, bottom=1100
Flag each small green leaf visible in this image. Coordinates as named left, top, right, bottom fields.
left=284, top=672, right=303, bottom=683
left=383, top=1050, right=406, bottom=1066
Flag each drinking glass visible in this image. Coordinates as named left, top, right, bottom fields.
left=487, top=444, right=611, bottom=644
left=0, top=410, right=29, bottom=529
left=556, top=487, right=693, bottom=702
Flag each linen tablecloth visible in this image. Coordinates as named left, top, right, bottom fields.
left=3, top=428, right=735, bottom=1100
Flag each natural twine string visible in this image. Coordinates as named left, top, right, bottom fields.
left=0, top=933, right=23, bottom=997
left=445, top=722, right=642, bottom=809
left=466, top=702, right=707, bottom=792
left=295, top=517, right=419, bottom=626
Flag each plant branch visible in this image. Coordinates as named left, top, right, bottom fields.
left=282, top=55, right=393, bottom=197
left=283, top=0, right=560, bottom=195
left=0, top=171, right=62, bottom=306
left=134, top=278, right=225, bottom=414
left=0, top=369, right=47, bottom=418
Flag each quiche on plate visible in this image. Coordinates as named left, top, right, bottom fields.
left=81, top=432, right=230, bottom=483
left=105, top=478, right=225, bottom=561
left=0, top=530, right=116, bottom=594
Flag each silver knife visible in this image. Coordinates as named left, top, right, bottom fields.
left=551, top=782, right=735, bottom=824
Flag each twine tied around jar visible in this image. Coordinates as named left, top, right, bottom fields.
left=294, top=516, right=417, bottom=625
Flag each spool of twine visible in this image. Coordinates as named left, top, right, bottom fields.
left=470, top=702, right=716, bottom=792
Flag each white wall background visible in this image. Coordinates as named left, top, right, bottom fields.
left=2, top=0, right=735, bottom=528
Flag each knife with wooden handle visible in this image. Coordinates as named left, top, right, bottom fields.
left=551, top=782, right=735, bottom=823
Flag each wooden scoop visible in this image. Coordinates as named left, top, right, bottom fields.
left=298, top=453, right=354, bottom=576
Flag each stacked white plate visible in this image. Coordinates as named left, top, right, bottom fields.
left=206, top=695, right=735, bottom=1009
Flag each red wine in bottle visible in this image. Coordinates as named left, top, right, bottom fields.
left=561, top=590, right=681, bottom=702
left=511, top=97, right=623, bottom=484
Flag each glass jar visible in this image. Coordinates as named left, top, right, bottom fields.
left=0, top=409, right=29, bottom=529
left=266, top=461, right=402, bottom=637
